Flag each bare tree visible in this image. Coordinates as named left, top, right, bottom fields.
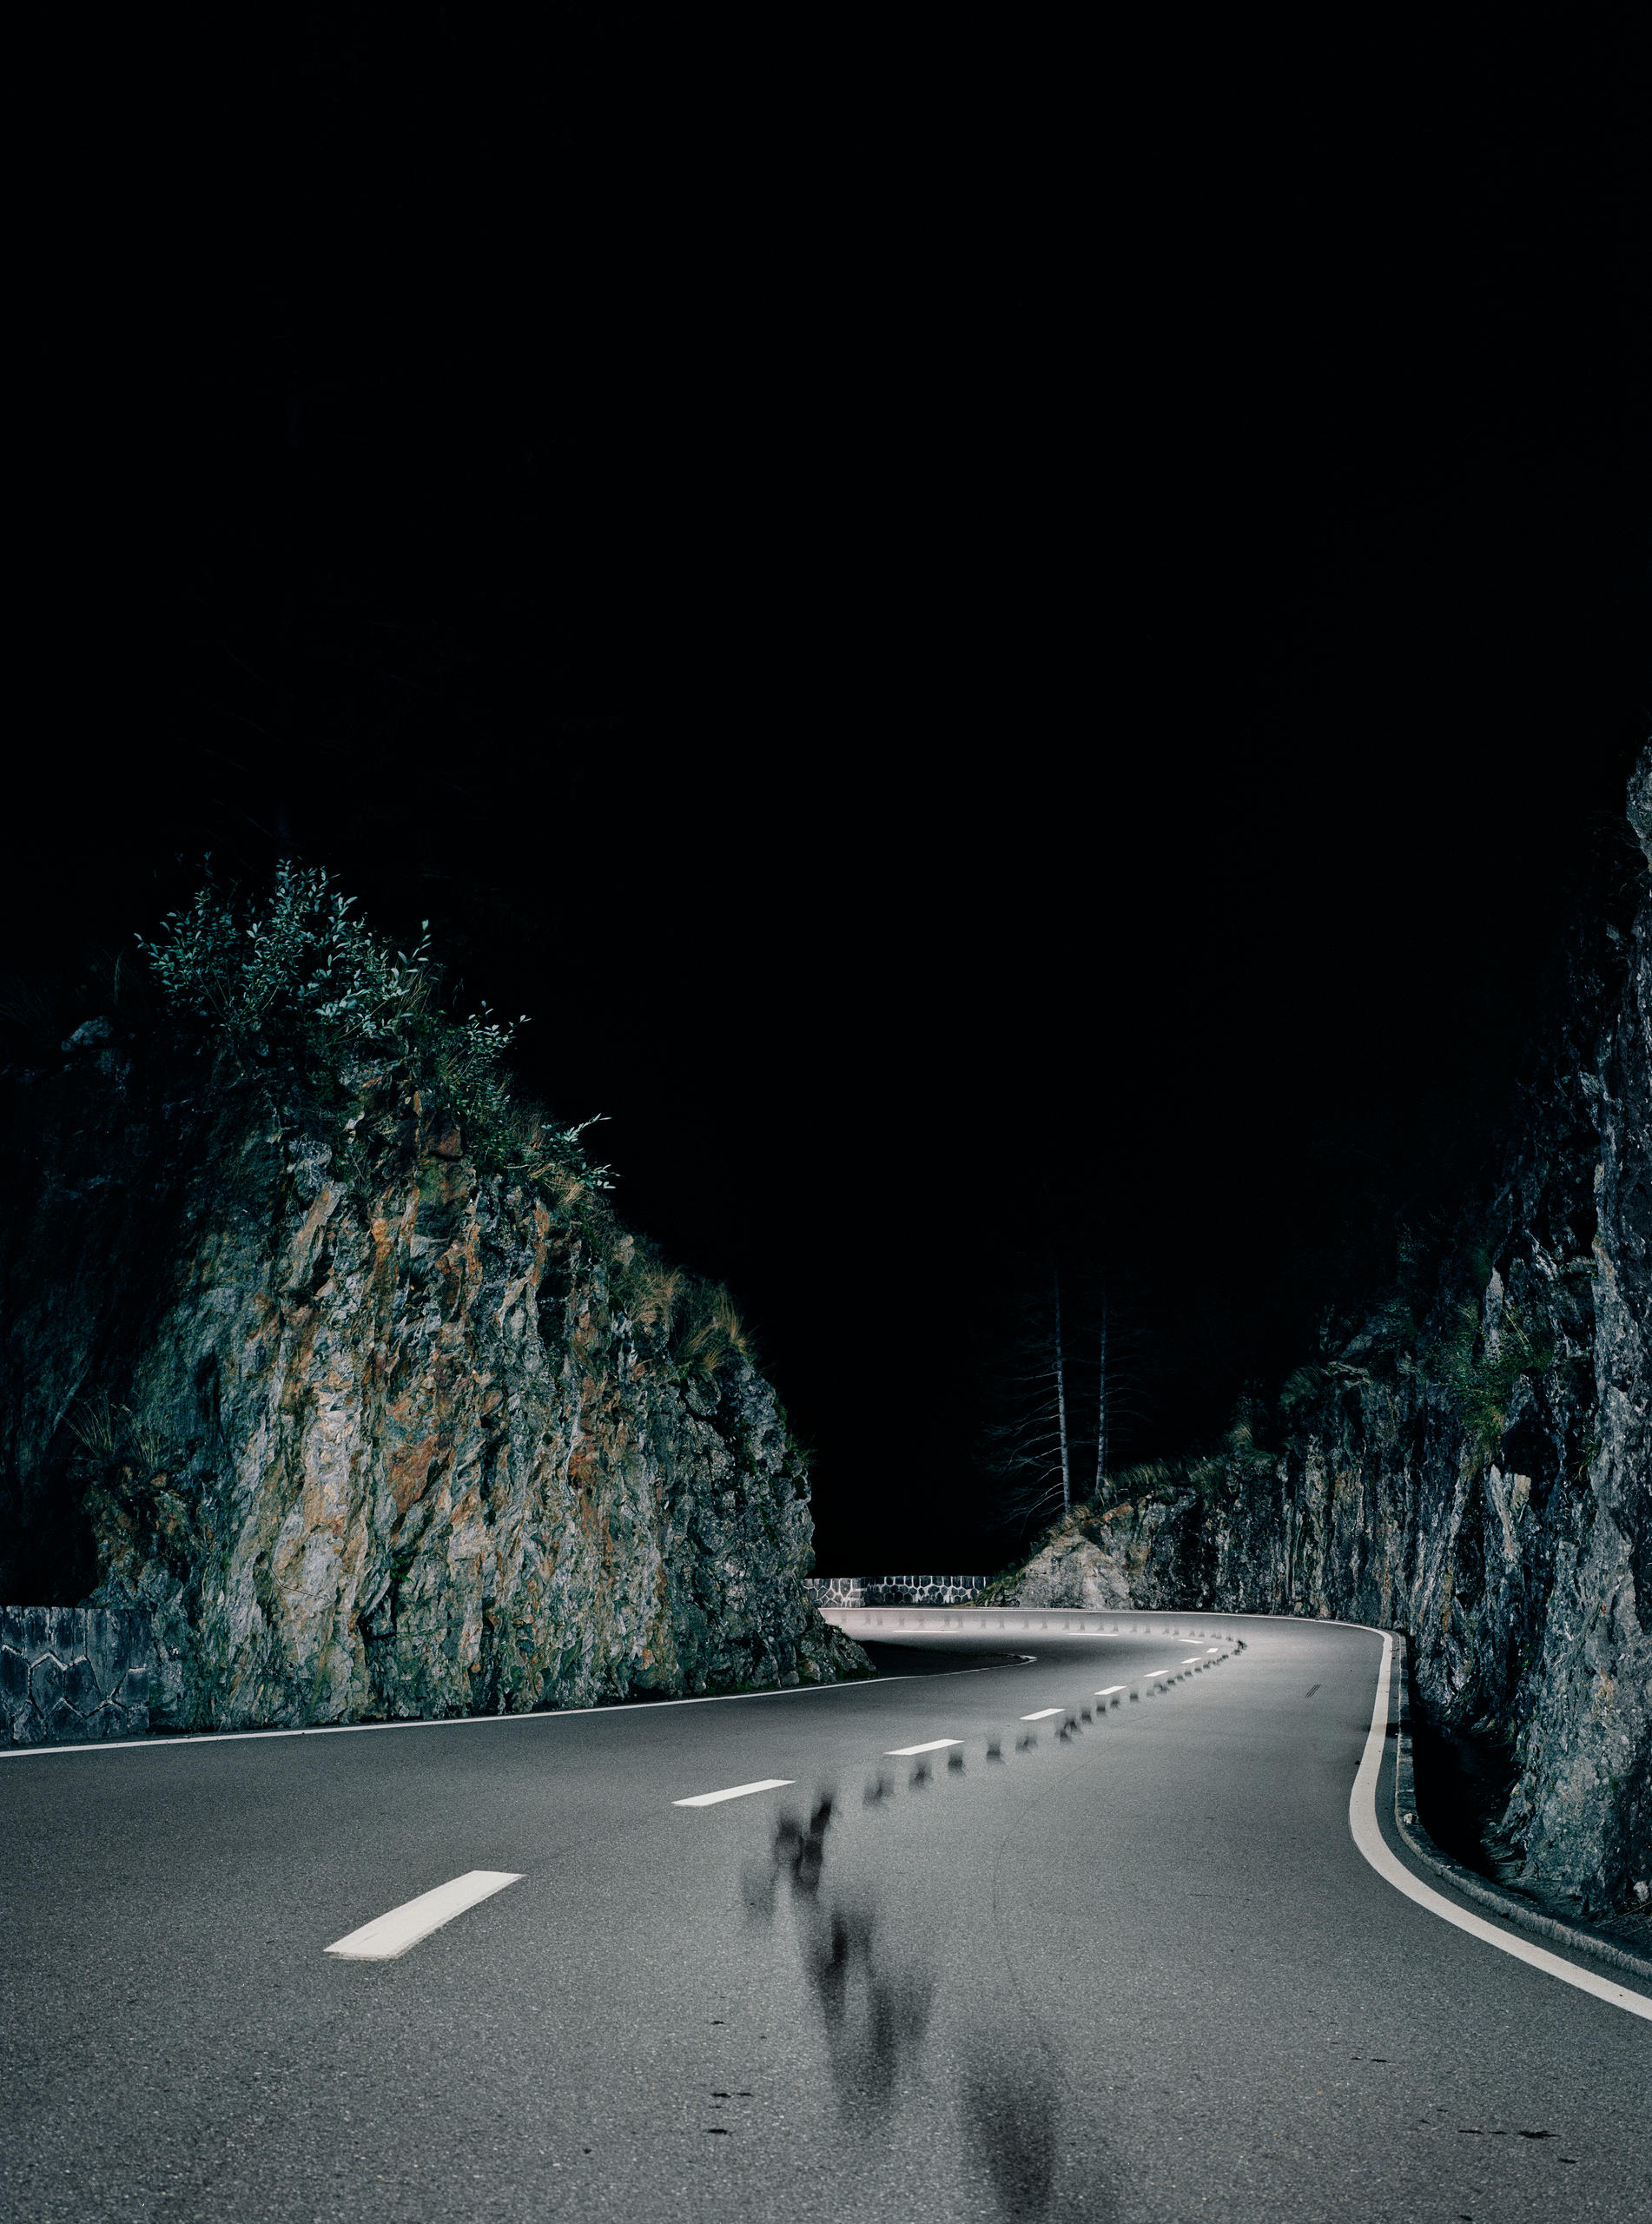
left=979, top=1256, right=1074, bottom=1537
left=1052, top=1261, right=1071, bottom=1517
left=979, top=1261, right=1147, bottom=1539
left=1071, top=1272, right=1146, bottom=1512
left=1077, top=1269, right=1150, bottom=1506
left=1094, top=1284, right=1108, bottom=1501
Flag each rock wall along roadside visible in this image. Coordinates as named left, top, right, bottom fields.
left=995, top=751, right=1651, bottom=1920
left=1, top=1605, right=152, bottom=1745
left=0, top=1052, right=868, bottom=1732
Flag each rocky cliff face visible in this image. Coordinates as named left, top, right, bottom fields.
left=0, top=1044, right=866, bottom=1729
left=1001, top=749, right=1651, bottom=1927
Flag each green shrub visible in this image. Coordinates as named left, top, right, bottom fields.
left=1278, top=1364, right=1331, bottom=1418
left=1424, top=1294, right=1556, bottom=1459
left=140, top=860, right=438, bottom=1049
left=135, top=866, right=774, bottom=1399
left=138, top=861, right=609, bottom=1184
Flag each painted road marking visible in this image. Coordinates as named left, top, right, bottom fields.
left=326, top=1870, right=523, bottom=1961
left=1021, top=1708, right=1062, bottom=1721
left=1095, top=1686, right=1126, bottom=1697
left=0, top=1672, right=961, bottom=1766
left=1351, top=1635, right=1651, bottom=2022
left=1181, top=1657, right=1203, bottom=1665
left=673, top=1778, right=796, bottom=1808
left=884, top=1738, right=963, bottom=1757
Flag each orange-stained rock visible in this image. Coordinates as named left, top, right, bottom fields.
left=2, top=1056, right=869, bottom=1732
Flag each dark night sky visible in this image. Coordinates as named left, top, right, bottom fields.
left=11, top=5, right=1649, bottom=1569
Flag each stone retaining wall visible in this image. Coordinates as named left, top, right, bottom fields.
left=1, top=1606, right=152, bottom=1746
left=807, top=1575, right=989, bottom=1607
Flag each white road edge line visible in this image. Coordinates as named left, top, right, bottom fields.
left=884, top=1739, right=963, bottom=1756
left=1351, top=1633, right=1650, bottom=2022
left=0, top=1667, right=1019, bottom=1764
left=326, top=1870, right=522, bottom=1962
left=673, top=1777, right=795, bottom=1808
left=1021, top=1708, right=1062, bottom=1721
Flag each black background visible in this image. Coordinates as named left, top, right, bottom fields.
left=10, top=4, right=1648, bottom=1569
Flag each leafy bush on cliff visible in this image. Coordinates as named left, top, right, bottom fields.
left=137, top=861, right=609, bottom=1185
left=132, top=864, right=771, bottom=1384
left=1423, top=1294, right=1556, bottom=1459
left=139, top=863, right=419, bottom=1047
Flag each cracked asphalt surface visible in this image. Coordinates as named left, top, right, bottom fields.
left=2, top=1614, right=1646, bottom=2221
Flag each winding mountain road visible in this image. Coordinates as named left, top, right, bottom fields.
left=2, top=1612, right=1646, bottom=2222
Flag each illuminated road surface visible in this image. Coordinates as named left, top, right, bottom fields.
left=3, top=1613, right=1646, bottom=2222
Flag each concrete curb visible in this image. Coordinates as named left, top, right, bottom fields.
left=1391, top=1631, right=1652, bottom=1987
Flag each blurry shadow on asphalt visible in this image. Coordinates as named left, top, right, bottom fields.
left=961, top=2035, right=1114, bottom=2223
left=742, top=1790, right=935, bottom=2120
left=803, top=1891, right=935, bottom=2121
left=738, top=1785, right=1117, bottom=2219
left=741, top=1791, right=835, bottom=1923
left=962, top=2041, right=1057, bottom=2221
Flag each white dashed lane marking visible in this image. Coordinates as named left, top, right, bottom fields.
left=671, top=1634, right=1243, bottom=1818
left=326, top=1870, right=523, bottom=1961
left=673, top=1778, right=796, bottom=1809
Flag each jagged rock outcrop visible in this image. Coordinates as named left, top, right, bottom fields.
left=1000, top=748, right=1651, bottom=1927
left=0, top=1045, right=867, bottom=1733
left=995, top=1530, right=1132, bottom=1611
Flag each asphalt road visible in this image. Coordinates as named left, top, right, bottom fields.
left=2, top=1612, right=1646, bottom=2223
